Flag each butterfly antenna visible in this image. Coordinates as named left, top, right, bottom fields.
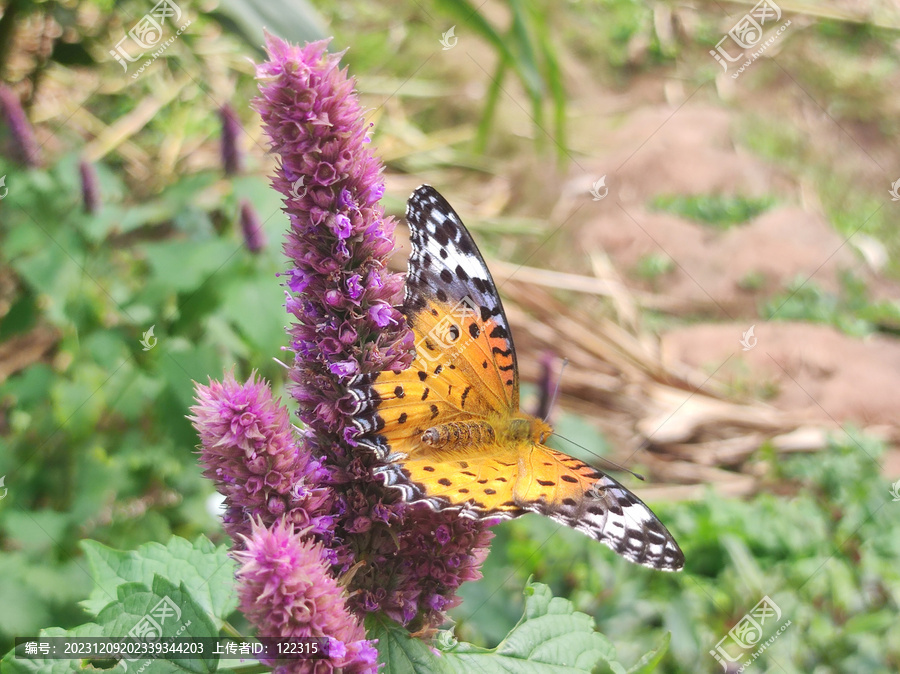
left=549, top=432, right=646, bottom=481
left=541, top=357, right=569, bottom=422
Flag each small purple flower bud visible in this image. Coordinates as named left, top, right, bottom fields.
left=219, top=104, right=243, bottom=175
left=338, top=322, right=358, bottom=344
left=346, top=274, right=364, bottom=301
left=267, top=495, right=285, bottom=516
left=286, top=269, right=310, bottom=293
left=239, top=200, right=266, bottom=253
left=435, top=525, right=451, bottom=546
left=338, top=188, right=354, bottom=210
left=79, top=159, right=101, bottom=214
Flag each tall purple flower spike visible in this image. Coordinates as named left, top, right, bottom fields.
left=191, top=373, right=373, bottom=672
left=254, top=35, right=494, bottom=632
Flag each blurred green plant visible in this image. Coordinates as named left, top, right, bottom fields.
left=0, top=143, right=290, bottom=651
left=434, top=0, right=567, bottom=159
left=764, top=272, right=900, bottom=336
left=633, top=253, right=675, bottom=287
left=649, top=194, right=777, bottom=229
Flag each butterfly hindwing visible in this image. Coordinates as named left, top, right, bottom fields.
left=375, top=451, right=524, bottom=520
left=515, top=445, right=684, bottom=571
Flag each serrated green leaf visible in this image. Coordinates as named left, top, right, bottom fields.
left=80, top=536, right=237, bottom=624
left=2, top=623, right=126, bottom=674
left=371, top=581, right=616, bottom=673
left=367, top=615, right=457, bottom=674
left=95, top=576, right=218, bottom=673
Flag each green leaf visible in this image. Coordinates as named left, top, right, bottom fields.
left=80, top=536, right=237, bottom=625
left=368, top=615, right=457, bottom=674
left=627, top=632, right=669, bottom=674
left=1, top=623, right=126, bottom=674
left=95, top=576, right=218, bottom=673
left=370, top=580, right=617, bottom=673
left=211, top=0, right=326, bottom=56
left=141, top=239, right=239, bottom=293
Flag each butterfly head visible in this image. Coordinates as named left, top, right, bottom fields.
left=506, top=415, right=553, bottom=445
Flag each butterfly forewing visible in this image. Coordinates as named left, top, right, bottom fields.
left=405, top=186, right=518, bottom=409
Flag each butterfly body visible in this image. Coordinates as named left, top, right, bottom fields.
left=349, top=185, right=684, bottom=571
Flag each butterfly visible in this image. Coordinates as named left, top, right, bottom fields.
left=349, top=185, right=684, bottom=571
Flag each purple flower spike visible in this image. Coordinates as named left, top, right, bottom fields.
left=239, top=200, right=267, bottom=253
left=0, top=85, right=40, bottom=168
left=254, top=34, right=494, bottom=634
left=219, top=104, right=243, bottom=175
left=234, top=519, right=377, bottom=673
left=79, top=159, right=101, bottom=215
left=188, top=371, right=333, bottom=546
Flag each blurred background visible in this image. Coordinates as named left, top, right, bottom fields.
left=2, top=0, right=900, bottom=671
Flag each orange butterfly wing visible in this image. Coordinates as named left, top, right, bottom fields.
left=350, top=296, right=523, bottom=518
left=349, top=185, right=684, bottom=571
left=515, top=445, right=684, bottom=570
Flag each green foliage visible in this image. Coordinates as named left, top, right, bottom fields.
left=95, top=577, right=219, bottom=673
left=0, top=145, right=288, bottom=651
left=80, top=536, right=237, bottom=623
left=2, top=536, right=227, bottom=673
left=563, top=0, right=677, bottom=71
left=210, top=0, right=326, bottom=56
left=649, top=194, right=776, bottom=229
left=1, top=623, right=125, bottom=674
left=433, top=0, right=567, bottom=159
left=368, top=580, right=662, bottom=673
left=4, top=538, right=665, bottom=673
left=632, top=254, right=675, bottom=286
left=764, top=273, right=900, bottom=336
